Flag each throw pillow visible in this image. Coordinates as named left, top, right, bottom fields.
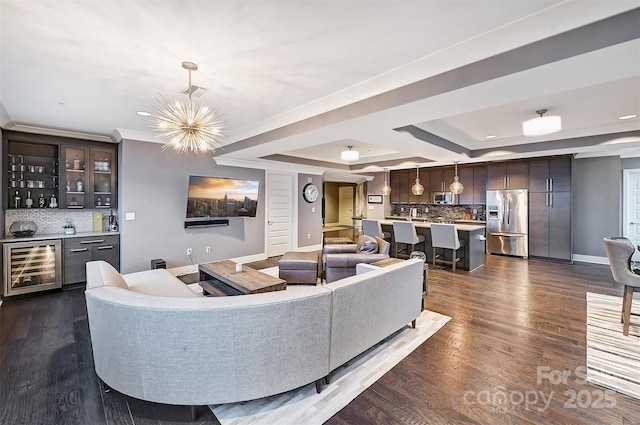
left=357, top=235, right=379, bottom=253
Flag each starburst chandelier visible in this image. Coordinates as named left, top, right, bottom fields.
left=153, top=61, right=224, bottom=154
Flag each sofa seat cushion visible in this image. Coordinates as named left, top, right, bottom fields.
left=123, top=269, right=201, bottom=298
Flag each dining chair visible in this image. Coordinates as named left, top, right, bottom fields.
left=362, top=219, right=391, bottom=240
left=392, top=221, right=425, bottom=258
left=603, top=236, right=640, bottom=336
left=430, top=223, right=465, bottom=272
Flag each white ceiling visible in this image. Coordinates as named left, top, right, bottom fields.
left=1, top=1, right=639, bottom=181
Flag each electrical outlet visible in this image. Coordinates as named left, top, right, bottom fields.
left=205, top=246, right=211, bottom=254
left=186, top=248, right=192, bottom=256
left=307, top=233, right=311, bottom=239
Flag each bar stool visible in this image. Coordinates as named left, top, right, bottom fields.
left=362, top=219, right=391, bottom=241
left=430, top=223, right=465, bottom=272
left=392, top=221, right=425, bottom=258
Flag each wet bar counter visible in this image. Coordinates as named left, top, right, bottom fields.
left=380, top=219, right=486, bottom=271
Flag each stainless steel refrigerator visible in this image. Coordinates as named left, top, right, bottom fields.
left=486, top=189, right=528, bottom=258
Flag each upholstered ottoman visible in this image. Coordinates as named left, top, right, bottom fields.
left=278, top=251, right=319, bottom=285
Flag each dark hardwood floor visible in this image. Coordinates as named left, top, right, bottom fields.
left=328, top=255, right=640, bottom=424
left=2, top=247, right=639, bottom=424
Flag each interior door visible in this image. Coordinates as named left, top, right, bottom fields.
left=339, top=186, right=353, bottom=226
left=267, top=173, right=293, bottom=257
left=623, top=169, right=640, bottom=262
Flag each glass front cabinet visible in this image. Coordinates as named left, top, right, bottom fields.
left=3, top=240, right=62, bottom=296
left=60, top=145, right=117, bottom=209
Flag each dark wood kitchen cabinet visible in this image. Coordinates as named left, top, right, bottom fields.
left=487, top=161, right=529, bottom=189
left=63, top=234, right=119, bottom=284
left=390, top=169, right=411, bottom=203
left=428, top=167, right=455, bottom=193
left=3, top=130, right=118, bottom=210
left=529, top=157, right=571, bottom=193
left=528, top=156, right=572, bottom=260
left=457, top=165, right=487, bottom=205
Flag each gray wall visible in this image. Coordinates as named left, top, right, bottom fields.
left=119, top=139, right=265, bottom=273
left=366, top=172, right=389, bottom=219
left=297, top=174, right=323, bottom=247
left=573, top=156, right=621, bottom=257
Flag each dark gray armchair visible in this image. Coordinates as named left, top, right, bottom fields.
left=603, top=236, right=640, bottom=336
left=323, top=235, right=390, bottom=283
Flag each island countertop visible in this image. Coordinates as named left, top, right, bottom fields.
left=380, top=219, right=485, bottom=232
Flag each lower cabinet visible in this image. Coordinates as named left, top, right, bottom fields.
left=63, top=234, right=119, bottom=285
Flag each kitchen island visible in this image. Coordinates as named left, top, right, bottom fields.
left=380, top=219, right=486, bottom=271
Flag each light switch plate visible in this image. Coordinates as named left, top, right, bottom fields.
left=125, top=212, right=136, bottom=221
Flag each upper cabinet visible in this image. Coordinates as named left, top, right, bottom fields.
left=487, top=161, right=529, bottom=190
left=457, top=165, right=487, bottom=205
left=428, top=167, right=455, bottom=193
left=3, top=131, right=118, bottom=210
left=529, top=157, right=571, bottom=193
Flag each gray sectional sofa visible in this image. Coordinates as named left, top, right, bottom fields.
left=85, top=258, right=424, bottom=407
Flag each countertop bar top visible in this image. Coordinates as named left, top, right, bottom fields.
left=380, top=219, right=485, bottom=232
left=1, top=231, right=119, bottom=243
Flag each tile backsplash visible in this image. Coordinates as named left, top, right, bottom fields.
left=391, top=203, right=486, bottom=222
left=5, top=209, right=118, bottom=236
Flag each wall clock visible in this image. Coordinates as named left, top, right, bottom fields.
left=302, top=183, right=319, bottom=203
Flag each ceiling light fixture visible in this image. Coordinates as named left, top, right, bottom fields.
left=136, top=111, right=151, bottom=117
left=450, top=161, right=464, bottom=195
left=522, top=108, right=561, bottom=136
left=411, top=165, right=424, bottom=196
left=485, top=135, right=497, bottom=139
left=619, top=114, right=638, bottom=120
left=153, top=61, right=224, bottom=154
left=381, top=168, right=391, bottom=196
left=341, top=145, right=359, bottom=161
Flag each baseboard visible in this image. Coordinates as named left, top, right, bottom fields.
left=230, top=253, right=268, bottom=264
left=572, top=254, right=609, bottom=265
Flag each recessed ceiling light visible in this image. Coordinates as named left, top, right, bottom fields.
left=136, top=111, right=152, bottom=117
left=618, top=114, right=638, bottom=120
left=485, top=135, right=497, bottom=139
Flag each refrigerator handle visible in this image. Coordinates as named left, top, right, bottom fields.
left=545, top=178, right=549, bottom=192
left=545, top=193, right=549, bottom=206
left=549, top=178, right=553, bottom=192
left=550, top=193, right=553, bottom=207
left=506, top=198, right=511, bottom=225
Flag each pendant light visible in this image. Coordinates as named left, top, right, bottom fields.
left=381, top=168, right=391, bottom=196
left=450, top=162, right=464, bottom=194
left=411, top=165, right=424, bottom=196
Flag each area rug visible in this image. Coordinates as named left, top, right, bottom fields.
left=209, top=309, right=450, bottom=424
left=586, top=292, right=640, bottom=400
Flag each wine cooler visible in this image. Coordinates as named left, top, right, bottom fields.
left=3, top=240, right=62, bottom=296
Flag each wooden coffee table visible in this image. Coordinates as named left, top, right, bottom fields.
left=199, top=260, right=286, bottom=296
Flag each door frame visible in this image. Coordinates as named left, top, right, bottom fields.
left=622, top=169, right=640, bottom=261
left=265, top=171, right=298, bottom=257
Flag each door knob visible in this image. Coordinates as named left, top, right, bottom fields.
left=631, top=221, right=639, bottom=225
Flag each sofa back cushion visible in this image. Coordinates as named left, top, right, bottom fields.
left=356, top=235, right=378, bottom=253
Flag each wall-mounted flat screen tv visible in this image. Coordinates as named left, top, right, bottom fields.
left=185, top=175, right=259, bottom=220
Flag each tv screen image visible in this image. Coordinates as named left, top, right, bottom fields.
left=186, top=175, right=259, bottom=219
